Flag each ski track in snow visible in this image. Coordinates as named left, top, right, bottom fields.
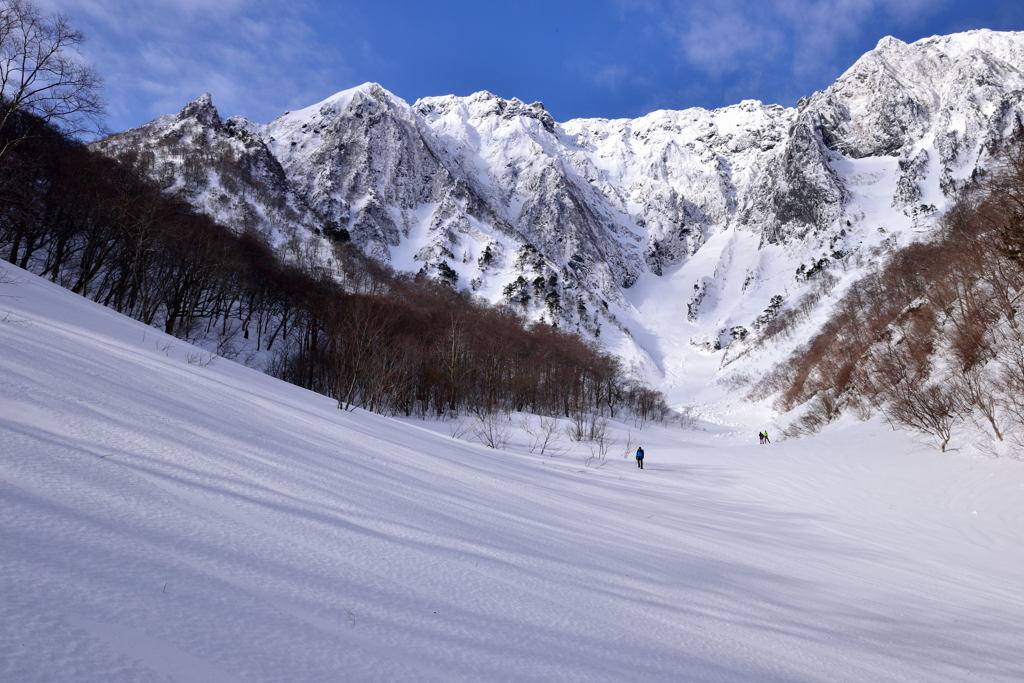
left=1, top=261, right=1023, bottom=682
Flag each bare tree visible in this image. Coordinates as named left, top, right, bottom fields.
left=950, top=363, right=1004, bottom=442
left=993, top=325, right=1024, bottom=446
left=0, top=0, right=103, bottom=161
left=586, top=412, right=604, bottom=441
left=884, top=380, right=964, bottom=452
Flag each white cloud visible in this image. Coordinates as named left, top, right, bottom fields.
left=621, top=0, right=947, bottom=85
left=592, top=64, right=631, bottom=89
left=52, top=0, right=353, bottom=130
left=675, top=0, right=784, bottom=76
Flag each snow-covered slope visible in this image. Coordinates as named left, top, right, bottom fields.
left=3, top=259, right=1024, bottom=681
left=92, top=30, right=1024, bottom=408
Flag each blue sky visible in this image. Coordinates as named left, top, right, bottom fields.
left=48, top=0, right=1024, bottom=133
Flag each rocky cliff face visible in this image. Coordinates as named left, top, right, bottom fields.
left=93, top=29, right=1024, bottom=403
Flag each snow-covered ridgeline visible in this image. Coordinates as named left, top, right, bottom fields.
left=93, top=29, right=1024, bottom=407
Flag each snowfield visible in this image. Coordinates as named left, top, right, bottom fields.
left=2, top=260, right=1023, bottom=682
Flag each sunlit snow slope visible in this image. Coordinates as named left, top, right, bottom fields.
left=2, top=261, right=1023, bottom=682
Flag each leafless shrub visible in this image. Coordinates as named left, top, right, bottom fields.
left=586, top=413, right=607, bottom=441
left=566, top=409, right=587, bottom=442
left=850, top=394, right=874, bottom=421
left=186, top=351, right=216, bottom=367
left=749, top=362, right=796, bottom=402
left=994, top=368, right=1024, bottom=448
left=522, top=415, right=563, bottom=456
left=717, top=372, right=752, bottom=390
left=585, top=418, right=612, bottom=467
left=471, top=412, right=511, bottom=450
left=215, top=330, right=242, bottom=360
left=678, top=404, right=700, bottom=429
left=620, top=430, right=634, bottom=460
left=449, top=418, right=472, bottom=440
left=784, top=390, right=842, bottom=437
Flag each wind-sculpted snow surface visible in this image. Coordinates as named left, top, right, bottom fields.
left=93, top=30, right=1024, bottom=404
left=3, top=261, right=1024, bottom=681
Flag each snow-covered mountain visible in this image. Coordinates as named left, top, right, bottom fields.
left=93, top=30, right=1024, bottom=407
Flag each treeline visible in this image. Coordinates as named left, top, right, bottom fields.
left=767, top=136, right=1024, bottom=453
left=0, top=114, right=670, bottom=422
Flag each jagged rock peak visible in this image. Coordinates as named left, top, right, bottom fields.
left=186, top=92, right=214, bottom=108
left=178, top=92, right=220, bottom=127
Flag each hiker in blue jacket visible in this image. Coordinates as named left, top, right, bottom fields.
left=635, top=446, right=645, bottom=469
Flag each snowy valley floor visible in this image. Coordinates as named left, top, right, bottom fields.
left=2, top=261, right=1023, bottom=682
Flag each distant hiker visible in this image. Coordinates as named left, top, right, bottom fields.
left=758, top=431, right=764, bottom=444
left=763, top=430, right=770, bottom=444
left=635, top=446, right=645, bottom=469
